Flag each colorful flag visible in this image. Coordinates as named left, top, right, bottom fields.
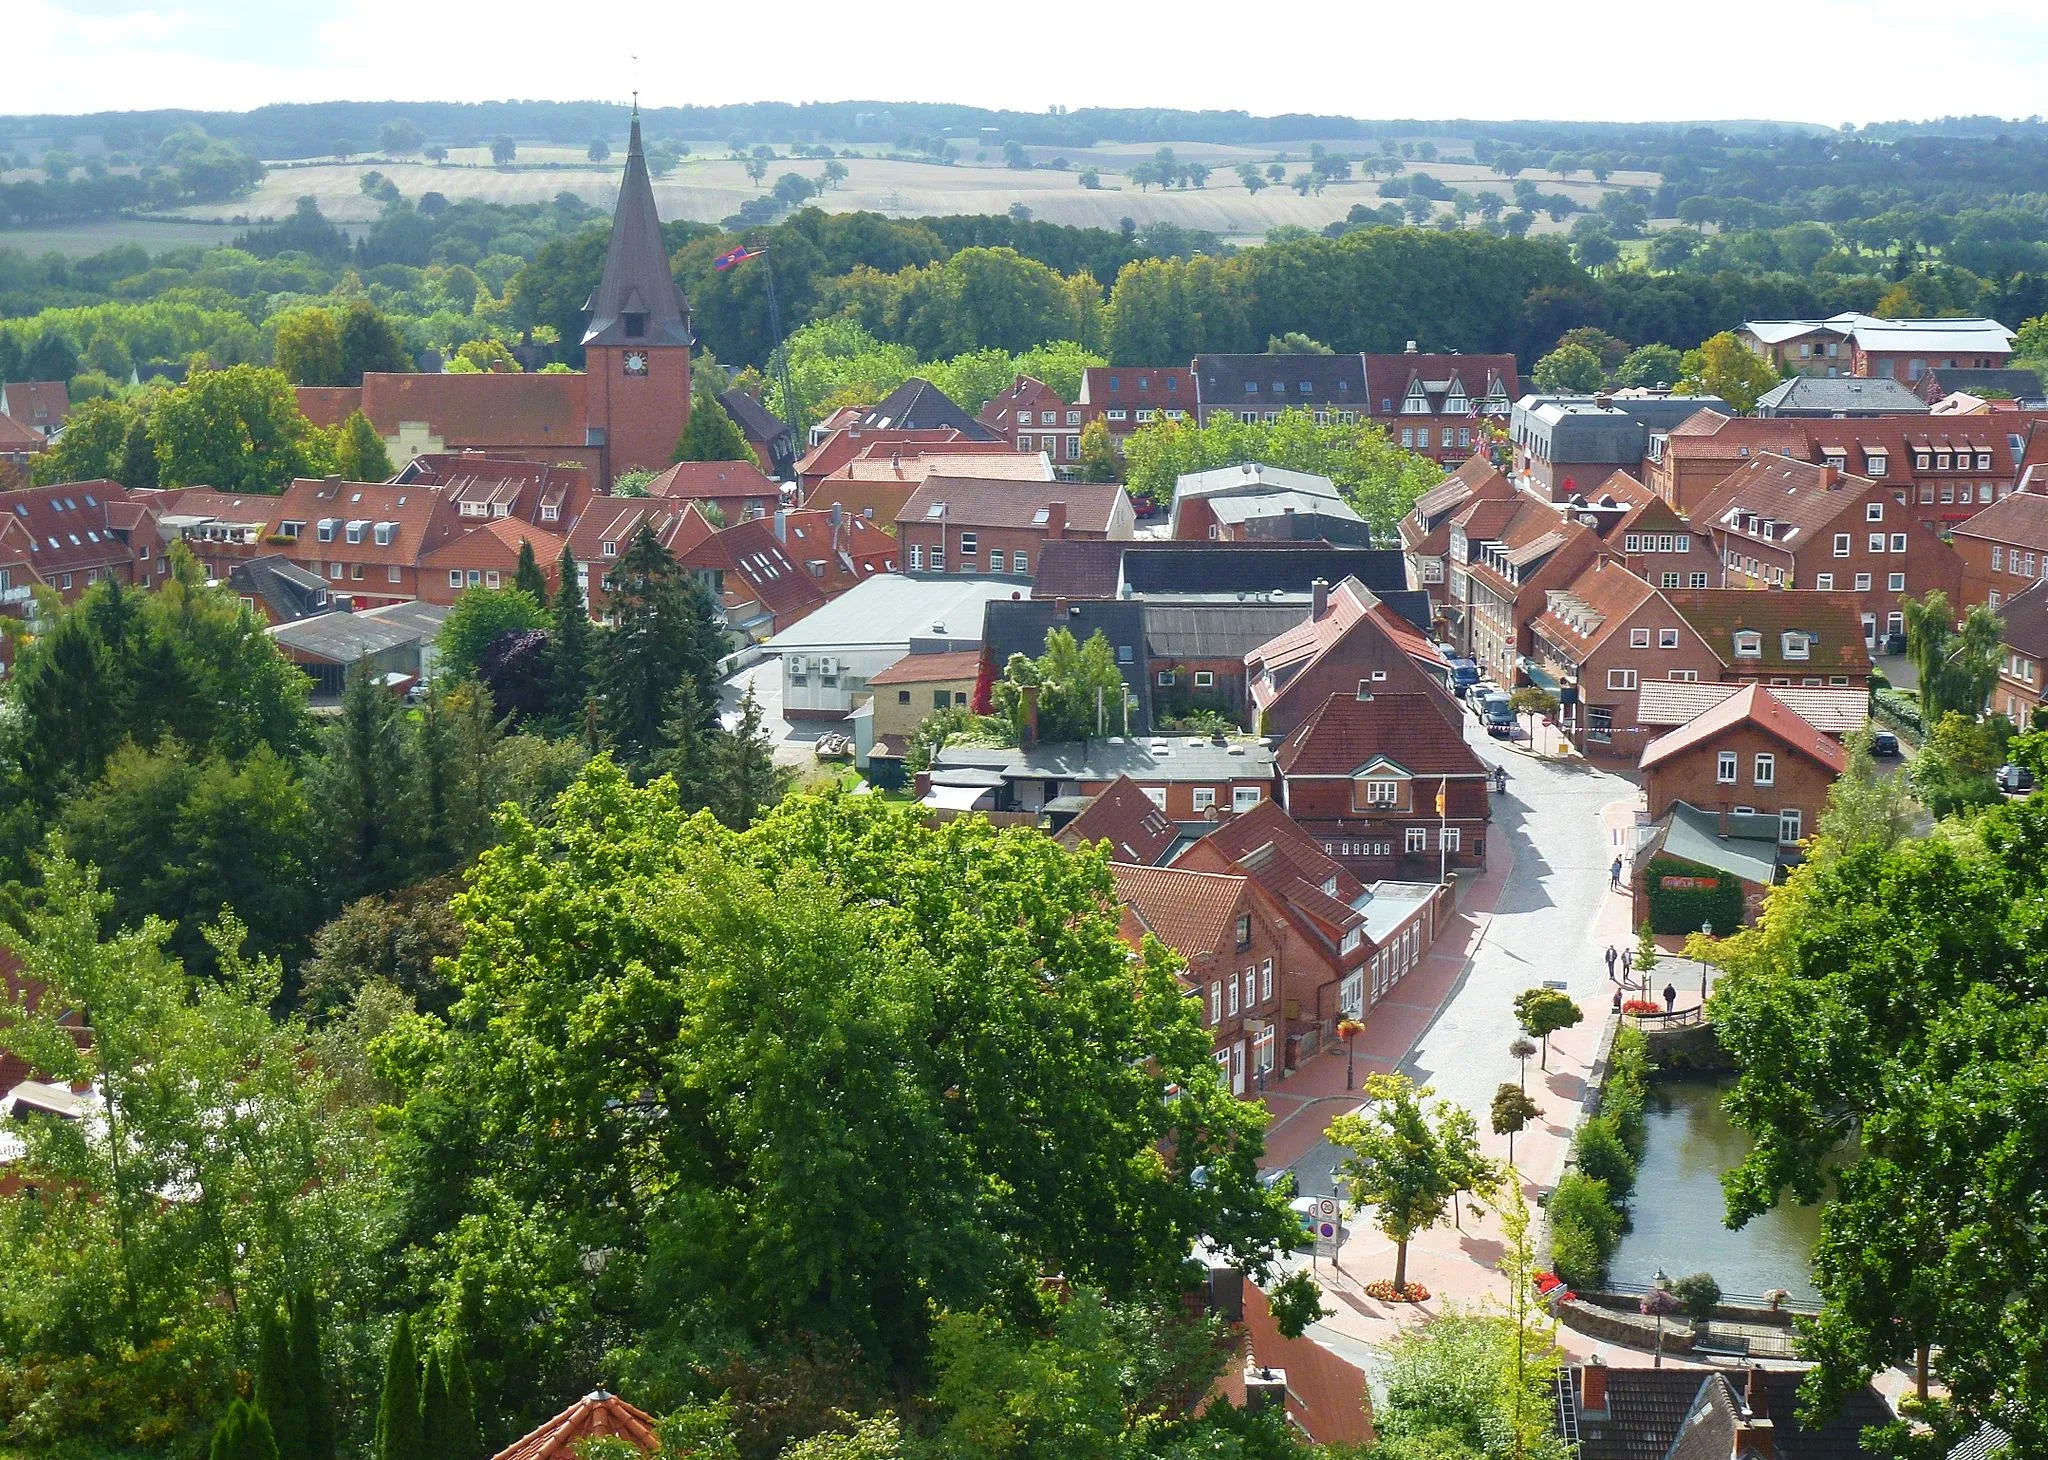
left=1436, top=778, right=1448, bottom=817
left=713, top=245, right=760, bottom=272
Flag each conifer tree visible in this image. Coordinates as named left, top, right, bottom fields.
left=255, top=1305, right=308, bottom=1460
left=711, top=682, right=789, bottom=829
left=546, top=542, right=595, bottom=728
left=672, top=385, right=751, bottom=462
left=292, top=1285, right=337, bottom=1460
left=418, top=1347, right=453, bottom=1460
left=211, top=1400, right=282, bottom=1460
left=307, top=663, right=424, bottom=902
left=443, top=1336, right=482, bottom=1460
left=599, top=524, right=723, bottom=761
left=514, top=539, right=549, bottom=607
left=374, top=1313, right=424, bottom=1460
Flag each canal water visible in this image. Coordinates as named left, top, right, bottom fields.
left=1608, top=1078, right=1827, bottom=1303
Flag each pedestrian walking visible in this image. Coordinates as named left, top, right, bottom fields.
left=1609, top=856, right=1623, bottom=891
left=1663, top=982, right=1678, bottom=1014
left=1604, top=944, right=1618, bottom=980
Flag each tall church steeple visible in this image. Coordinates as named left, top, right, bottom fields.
left=582, top=110, right=691, bottom=349
left=581, top=102, right=694, bottom=486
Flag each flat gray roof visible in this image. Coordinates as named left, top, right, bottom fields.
left=1353, top=880, right=1440, bottom=941
left=764, top=573, right=1021, bottom=652
left=936, top=736, right=1276, bottom=782
left=269, top=602, right=448, bottom=662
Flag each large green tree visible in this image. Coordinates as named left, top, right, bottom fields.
left=990, top=627, right=1130, bottom=743
left=274, top=308, right=344, bottom=387
left=380, top=773, right=1298, bottom=1414
left=1902, top=591, right=2003, bottom=723
left=305, top=663, right=424, bottom=902
left=338, top=301, right=412, bottom=385
left=373, top=1313, right=424, bottom=1460
left=673, top=381, right=753, bottom=463
left=149, top=363, right=332, bottom=491
left=333, top=409, right=393, bottom=481
left=436, top=586, right=547, bottom=686
left=1711, top=789, right=2048, bottom=1449
left=546, top=542, right=596, bottom=729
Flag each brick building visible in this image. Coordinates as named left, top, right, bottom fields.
left=1167, top=464, right=1363, bottom=542
left=896, top=477, right=1134, bottom=576
left=1362, top=347, right=1517, bottom=462
left=1950, top=485, right=2048, bottom=611
left=1451, top=495, right=1609, bottom=684
left=1639, top=684, right=1846, bottom=848
left=1247, top=577, right=1461, bottom=739
left=1528, top=561, right=1721, bottom=758
left=399, top=453, right=593, bottom=530
left=1075, top=365, right=1194, bottom=443
left=269, top=476, right=465, bottom=607
left=1737, top=313, right=2015, bottom=382
left=1399, top=455, right=1516, bottom=635
left=0, top=481, right=161, bottom=620
left=1643, top=410, right=1811, bottom=514
left=1662, top=589, right=1872, bottom=688
left=1994, top=579, right=2048, bottom=725
left=1192, top=353, right=1368, bottom=427
left=1511, top=394, right=1727, bottom=501
left=1689, top=454, right=1964, bottom=650
left=979, top=375, right=1082, bottom=466
left=1110, top=863, right=1290, bottom=1095
left=1272, top=689, right=1491, bottom=882
left=418, top=519, right=566, bottom=605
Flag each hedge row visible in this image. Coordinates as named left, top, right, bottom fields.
left=1549, top=1026, right=1655, bottom=1290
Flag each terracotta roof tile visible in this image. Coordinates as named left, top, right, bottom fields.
left=867, top=649, right=985, bottom=686
left=1952, top=489, right=2048, bottom=553
left=1998, top=578, right=2048, bottom=661
left=643, top=459, right=779, bottom=502
left=896, top=476, right=1129, bottom=534
left=1111, top=863, right=1250, bottom=970
left=353, top=373, right=589, bottom=450
left=1531, top=562, right=1660, bottom=658
left=489, top=1392, right=659, bottom=1460
left=1640, top=683, right=1847, bottom=774
left=1056, top=775, right=1177, bottom=864
left=1662, top=589, right=1870, bottom=674
left=1276, top=691, right=1491, bottom=780
left=1213, top=1283, right=1373, bottom=1447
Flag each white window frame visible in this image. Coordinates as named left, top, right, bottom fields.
left=1192, top=787, right=1217, bottom=811
left=1606, top=668, right=1638, bottom=690
left=1833, top=533, right=1851, bottom=557
left=1233, top=786, right=1262, bottom=811
left=1779, top=808, right=1803, bottom=845
left=1405, top=826, right=1428, bottom=853
left=1717, top=751, right=1738, bottom=784
left=1659, top=628, right=1679, bottom=649
left=1754, top=753, right=1775, bottom=786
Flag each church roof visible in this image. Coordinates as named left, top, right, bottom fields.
left=582, top=113, right=691, bottom=350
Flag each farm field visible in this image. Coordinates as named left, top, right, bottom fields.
left=149, top=141, right=1659, bottom=245
left=0, top=215, right=266, bottom=257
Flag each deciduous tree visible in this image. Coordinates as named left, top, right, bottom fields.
left=1511, top=987, right=1582, bottom=1070
left=1328, top=1074, right=1499, bottom=1293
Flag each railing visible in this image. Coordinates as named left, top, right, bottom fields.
left=1591, top=1280, right=1820, bottom=1316
left=1622, top=1005, right=1708, bottom=1029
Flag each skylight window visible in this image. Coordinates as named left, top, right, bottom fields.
left=925, top=502, right=947, bottom=518
left=1032, top=508, right=1051, bottom=524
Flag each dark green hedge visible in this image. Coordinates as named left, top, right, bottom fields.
left=1642, top=858, right=1745, bottom=935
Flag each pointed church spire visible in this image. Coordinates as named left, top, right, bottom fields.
left=581, top=103, right=689, bottom=349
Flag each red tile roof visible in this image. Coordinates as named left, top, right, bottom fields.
left=303, top=373, right=591, bottom=451
left=1661, top=589, right=1870, bottom=675
left=1639, top=682, right=1847, bottom=775
left=1184, top=804, right=1366, bottom=947
left=489, top=1393, right=659, bottom=1460
left=0, top=382, right=70, bottom=434
left=1056, top=774, right=1178, bottom=864
left=1076, top=365, right=1195, bottom=410
left=1952, top=489, right=2048, bottom=553
left=1111, top=863, right=1250, bottom=971
left=896, top=476, right=1130, bottom=535
left=0, top=412, right=45, bottom=452
left=1212, top=1283, right=1373, bottom=1447
left=403, top=454, right=594, bottom=526
left=643, top=459, right=779, bottom=502
left=1530, top=561, right=1660, bottom=661
left=1277, top=691, right=1490, bottom=779
left=0, top=480, right=155, bottom=584
left=867, top=649, right=985, bottom=686
left=1686, top=454, right=1874, bottom=546
left=269, top=477, right=464, bottom=568
left=419, top=517, right=566, bottom=571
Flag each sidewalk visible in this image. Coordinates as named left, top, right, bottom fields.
left=1274, top=783, right=1711, bottom=1369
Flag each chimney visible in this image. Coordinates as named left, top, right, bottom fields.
left=1736, top=1367, right=1777, bottom=1460
left=1312, top=577, right=1330, bottom=620
left=914, top=771, right=933, bottom=799
left=773, top=508, right=789, bottom=541
left=1241, top=1366, right=1288, bottom=1416
left=1046, top=501, right=1067, bottom=539
left=1579, top=1360, right=1610, bottom=1420
left=1594, top=392, right=1613, bottom=410
left=1405, top=339, right=1419, bottom=354
left=1817, top=464, right=1840, bottom=490
left=1208, top=1265, right=1244, bottom=1321
left=1022, top=683, right=1040, bottom=747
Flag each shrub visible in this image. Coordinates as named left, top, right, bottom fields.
left=1873, top=688, right=1924, bottom=737
left=1672, top=1272, right=1722, bottom=1323
left=1602, top=1025, right=1654, bottom=1160
left=1547, top=1170, right=1619, bottom=1289
left=1573, top=1115, right=1636, bottom=1195
left=1641, top=858, right=1745, bottom=934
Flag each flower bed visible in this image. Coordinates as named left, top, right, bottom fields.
left=1621, top=999, right=1662, bottom=1016
left=1364, top=1279, right=1430, bottom=1303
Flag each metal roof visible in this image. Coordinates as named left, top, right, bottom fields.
left=1655, top=801, right=1784, bottom=886
left=763, top=573, right=1020, bottom=652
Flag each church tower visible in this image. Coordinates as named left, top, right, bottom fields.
left=583, top=107, right=692, bottom=486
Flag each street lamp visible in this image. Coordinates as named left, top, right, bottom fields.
left=1642, top=1267, right=1678, bottom=1368
left=1699, top=921, right=1714, bottom=1004
left=1338, top=1019, right=1364, bottom=1091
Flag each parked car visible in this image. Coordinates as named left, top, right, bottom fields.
left=1481, top=690, right=1515, bottom=738
left=1871, top=730, right=1900, bottom=758
left=1447, top=658, right=1481, bottom=694
left=1883, top=631, right=1908, bottom=656
left=1996, top=762, right=2035, bottom=794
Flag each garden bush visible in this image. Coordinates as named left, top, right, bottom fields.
left=1873, top=688, right=1924, bottom=737
left=1602, top=1025, right=1653, bottom=1160
left=1573, top=1114, right=1636, bottom=1194
left=1547, top=1170, right=1619, bottom=1289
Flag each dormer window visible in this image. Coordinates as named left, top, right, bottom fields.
left=602, top=540, right=618, bottom=557
left=1865, top=452, right=1887, bottom=476
left=316, top=518, right=337, bottom=542
left=541, top=504, right=559, bottom=522
left=622, top=312, right=646, bottom=339
left=373, top=522, right=394, bottom=546
left=1734, top=630, right=1763, bottom=658
left=1782, top=632, right=1810, bottom=660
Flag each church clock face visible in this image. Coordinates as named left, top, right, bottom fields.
left=623, top=351, right=649, bottom=377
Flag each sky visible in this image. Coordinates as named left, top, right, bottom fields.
left=11, top=0, right=2048, bottom=125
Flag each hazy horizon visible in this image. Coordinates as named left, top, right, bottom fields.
left=12, top=0, right=2048, bottom=127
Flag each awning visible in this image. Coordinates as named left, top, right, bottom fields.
left=922, top=784, right=994, bottom=812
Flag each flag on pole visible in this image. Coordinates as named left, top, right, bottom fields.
left=1436, top=778, right=1448, bottom=817
left=713, top=244, right=761, bottom=272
